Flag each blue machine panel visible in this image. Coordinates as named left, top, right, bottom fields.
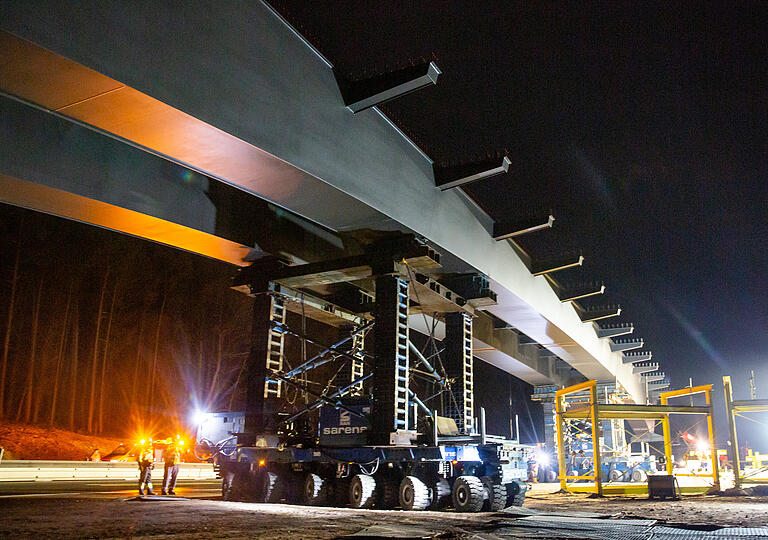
left=319, top=398, right=372, bottom=447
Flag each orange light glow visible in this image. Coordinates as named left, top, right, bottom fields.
left=258, top=460, right=266, bottom=467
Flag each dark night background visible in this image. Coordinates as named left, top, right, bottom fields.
left=1, top=2, right=767, bottom=448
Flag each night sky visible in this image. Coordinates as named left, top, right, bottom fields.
left=270, top=1, right=768, bottom=439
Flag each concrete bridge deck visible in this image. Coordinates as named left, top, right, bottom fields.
left=0, top=0, right=659, bottom=402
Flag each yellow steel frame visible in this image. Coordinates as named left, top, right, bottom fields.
left=723, top=375, right=768, bottom=489
left=556, top=380, right=720, bottom=496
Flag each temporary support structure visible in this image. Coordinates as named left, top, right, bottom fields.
left=555, top=380, right=603, bottom=495
left=658, top=385, right=720, bottom=492
left=555, top=380, right=720, bottom=496
left=723, top=375, right=768, bottom=489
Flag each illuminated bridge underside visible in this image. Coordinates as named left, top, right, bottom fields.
left=0, top=1, right=643, bottom=401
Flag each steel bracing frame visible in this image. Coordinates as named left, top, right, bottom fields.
left=555, top=380, right=720, bottom=496
left=239, top=241, right=479, bottom=446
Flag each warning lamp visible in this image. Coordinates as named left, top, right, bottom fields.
left=451, top=460, right=458, bottom=465
left=258, top=459, right=266, bottom=467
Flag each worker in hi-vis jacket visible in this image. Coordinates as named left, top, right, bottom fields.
left=137, top=441, right=155, bottom=496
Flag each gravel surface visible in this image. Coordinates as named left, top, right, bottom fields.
left=525, top=486, right=768, bottom=529
left=3, top=485, right=768, bottom=538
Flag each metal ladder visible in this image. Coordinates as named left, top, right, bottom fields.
left=264, top=295, right=286, bottom=398
left=349, top=329, right=366, bottom=396
left=394, top=277, right=410, bottom=431
left=461, top=313, right=474, bottom=433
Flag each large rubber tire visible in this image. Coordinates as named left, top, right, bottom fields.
left=377, top=476, right=400, bottom=509
left=452, top=476, right=485, bottom=513
left=609, top=469, right=622, bottom=482
left=349, top=474, right=377, bottom=508
left=631, top=469, right=647, bottom=483
left=303, top=472, right=328, bottom=506
left=258, top=470, right=284, bottom=503
left=505, top=481, right=526, bottom=507
left=481, top=476, right=507, bottom=511
left=221, top=470, right=236, bottom=501
left=399, top=476, right=431, bottom=511
left=429, top=478, right=452, bottom=510
left=228, top=470, right=256, bottom=502
left=546, top=469, right=557, bottom=483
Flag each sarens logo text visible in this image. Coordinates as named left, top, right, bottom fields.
left=322, top=425, right=368, bottom=435
left=322, top=409, right=368, bottom=435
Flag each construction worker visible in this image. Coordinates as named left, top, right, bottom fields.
left=137, top=441, right=154, bottom=496
left=162, top=440, right=182, bottom=495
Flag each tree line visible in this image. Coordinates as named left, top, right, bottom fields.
left=0, top=206, right=252, bottom=437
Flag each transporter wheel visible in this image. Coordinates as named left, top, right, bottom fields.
left=546, top=470, right=557, bottom=483
left=221, top=470, right=236, bottom=501
left=377, top=476, right=400, bottom=509
left=631, top=469, right=647, bottom=483
left=481, top=476, right=507, bottom=511
left=349, top=474, right=377, bottom=508
left=257, top=470, right=284, bottom=503
left=227, top=470, right=254, bottom=502
left=452, top=476, right=485, bottom=513
left=399, top=476, right=430, bottom=511
left=609, top=469, right=622, bottom=482
left=429, top=478, right=452, bottom=510
left=303, top=472, right=329, bottom=506
left=505, top=480, right=526, bottom=507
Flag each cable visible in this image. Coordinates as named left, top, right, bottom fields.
left=359, top=458, right=380, bottom=476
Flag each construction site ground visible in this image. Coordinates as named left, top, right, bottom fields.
left=3, top=482, right=768, bottom=538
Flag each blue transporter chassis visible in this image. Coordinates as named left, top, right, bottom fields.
left=219, top=441, right=529, bottom=512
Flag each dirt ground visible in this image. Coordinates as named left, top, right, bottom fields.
left=3, top=485, right=768, bottom=538
left=0, top=421, right=123, bottom=460
left=524, top=484, right=768, bottom=528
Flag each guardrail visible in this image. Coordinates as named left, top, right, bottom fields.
left=0, top=461, right=217, bottom=482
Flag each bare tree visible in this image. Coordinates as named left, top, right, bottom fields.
left=87, top=268, right=110, bottom=432
left=68, top=302, right=79, bottom=430
left=50, top=281, right=73, bottom=425
left=148, top=291, right=167, bottom=413
left=97, top=281, right=118, bottom=433
left=18, top=277, right=43, bottom=423
left=0, top=220, right=21, bottom=418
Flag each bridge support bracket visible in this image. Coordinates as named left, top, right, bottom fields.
left=335, top=61, right=440, bottom=113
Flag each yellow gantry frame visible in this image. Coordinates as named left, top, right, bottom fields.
left=555, top=380, right=720, bottom=496
left=723, top=375, right=768, bottom=489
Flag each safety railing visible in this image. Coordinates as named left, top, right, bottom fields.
left=0, top=461, right=216, bottom=482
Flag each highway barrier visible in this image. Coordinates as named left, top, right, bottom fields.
left=0, top=461, right=217, bottom=482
